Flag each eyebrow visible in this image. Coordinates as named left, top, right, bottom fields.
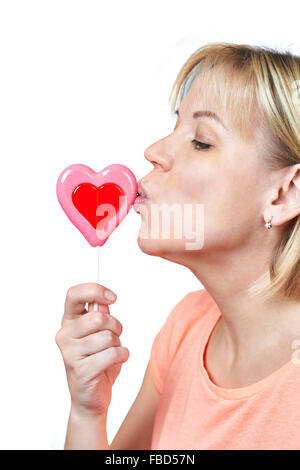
left=175, top=109, right=227, bottom=130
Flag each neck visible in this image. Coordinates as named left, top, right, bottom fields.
left=186, top=244, right=300, bottom=357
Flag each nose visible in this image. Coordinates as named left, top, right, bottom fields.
left=144, top=139, right=174, bottom=170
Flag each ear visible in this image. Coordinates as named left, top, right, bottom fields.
left=264, top=164, right=300, bottom=227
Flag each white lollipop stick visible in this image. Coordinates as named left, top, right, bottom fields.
left=93, top=246, right=100, bottom=311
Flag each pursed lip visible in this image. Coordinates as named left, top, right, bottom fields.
left=136, top=180, right=149, bottom=199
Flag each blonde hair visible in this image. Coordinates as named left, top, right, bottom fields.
left=168, top=42, right=300, bottom=300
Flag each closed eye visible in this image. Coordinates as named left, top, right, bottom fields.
left=191, top=139, right=212, bottom=151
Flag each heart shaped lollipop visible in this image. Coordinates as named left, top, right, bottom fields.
left=56, top=163, right=138, bottom=247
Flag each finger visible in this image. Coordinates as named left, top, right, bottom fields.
left=63, top=282, right=117, bottom=322
left=66, top=311, right=123, bottom=339
left=80, top=346, right=129, bottom=381
left=87, top=302, right=110, bottom=314
left=76, top=330, right=121, bottom=357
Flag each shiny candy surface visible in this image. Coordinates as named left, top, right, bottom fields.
left=56, top=164, right=137, bottom=246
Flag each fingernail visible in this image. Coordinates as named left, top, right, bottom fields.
left=104, top=290, right=117, bottom=301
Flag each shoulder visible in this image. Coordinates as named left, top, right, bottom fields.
left=148, top=288, right=217, bottom=393
left=167, top=288, right=215, bottom=326
left=156, top=288, right=216, bottom=358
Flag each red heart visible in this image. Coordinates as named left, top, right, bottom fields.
left=72, top=182, right=125, bottom=230
left=56, top=164, right=137, bottom=247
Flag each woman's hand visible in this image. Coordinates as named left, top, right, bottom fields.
left=55, top=282, right=129, bottom=417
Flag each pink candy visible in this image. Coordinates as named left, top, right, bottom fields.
left=56, top=163, right=138, bottom=246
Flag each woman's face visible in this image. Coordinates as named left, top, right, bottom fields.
left=135, top=76, right=272, bottom=264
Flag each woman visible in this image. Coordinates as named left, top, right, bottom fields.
left=55, top=42, right=300, bottom=450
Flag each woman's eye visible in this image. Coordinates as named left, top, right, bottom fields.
left=191, top=139, right=211, bottom=151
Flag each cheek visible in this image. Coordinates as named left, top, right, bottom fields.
left=179, top=163, right=216, bottom=204
left=173, top=164, right=211, bottom=203
left=179, top=152, right=261, bottom=224
left=203, top=163, right=264, bottom=237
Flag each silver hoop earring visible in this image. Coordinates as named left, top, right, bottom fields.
left=265, top=216, right=273, bottom=230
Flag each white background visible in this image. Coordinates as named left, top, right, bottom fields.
left=0, top=0, right=299, bottom=450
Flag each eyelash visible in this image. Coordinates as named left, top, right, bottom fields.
left=191, top=139, right=211, bottom=151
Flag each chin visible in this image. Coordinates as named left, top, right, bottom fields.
left=137, top=236, right=163, bottom=257
left=136, top=234, right=188, bottom=259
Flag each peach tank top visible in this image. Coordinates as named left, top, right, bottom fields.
left=148, top=289, right=300, bottom=450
